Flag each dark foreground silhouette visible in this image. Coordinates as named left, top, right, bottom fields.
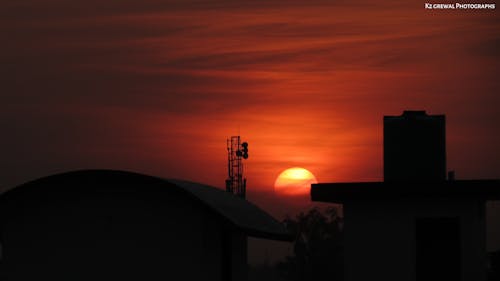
left=0, top=170, right=291, bottom=281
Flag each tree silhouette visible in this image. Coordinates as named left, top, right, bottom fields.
left=277, top=207, right=343, bottom=281
left=489, top=250, right=500, bottom=281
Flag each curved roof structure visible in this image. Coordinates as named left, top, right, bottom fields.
left=0, top=169, right=291, bottom=241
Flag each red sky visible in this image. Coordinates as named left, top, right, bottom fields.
left=1, top=0, right=499, bottom=236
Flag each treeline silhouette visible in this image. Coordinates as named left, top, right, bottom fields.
left=249, top=207, right=344, bottom=281
left=489, top=250, right=500, bottom=281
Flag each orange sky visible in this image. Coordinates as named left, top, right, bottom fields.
left=1, top=1, right=499, bottom=222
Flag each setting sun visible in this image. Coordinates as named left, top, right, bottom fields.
left=274, top=167, right=318, bottom=196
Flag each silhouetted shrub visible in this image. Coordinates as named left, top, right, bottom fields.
left=489, top=250, right=500, bottom=281
left=276, top=207, right=343, bottom=281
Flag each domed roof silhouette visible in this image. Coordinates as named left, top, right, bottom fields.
left=0, top=169, right=290, bottom=241
left=0, top=169, right=291, bottom=281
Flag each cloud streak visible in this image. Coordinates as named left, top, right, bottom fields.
left=1, top=0, right=499, bottom=203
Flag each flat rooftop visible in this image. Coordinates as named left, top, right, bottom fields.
left=311, top=180, right=500, bottom=203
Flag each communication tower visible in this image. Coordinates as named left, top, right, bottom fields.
left=225, top=136, right=248, bottom=198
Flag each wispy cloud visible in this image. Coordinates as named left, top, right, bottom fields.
left=1, top=0, right=499, bottom=196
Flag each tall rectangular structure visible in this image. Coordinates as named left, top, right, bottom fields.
left=312, top=110, right=500, bottom=281
left=384, top=110, right=446, bottom=181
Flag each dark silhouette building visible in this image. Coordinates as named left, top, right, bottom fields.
left=384, top=111, right=446, bottom=181
left=0, top=170, right=291, bottom=281
left=311, top=111, right=500, bottom=281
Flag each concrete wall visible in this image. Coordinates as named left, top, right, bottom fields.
left=201, top=210, right=248, bottom=281
left=343, top=199, right=486, bottom=281
left=230, top=229, right=248, bottom=281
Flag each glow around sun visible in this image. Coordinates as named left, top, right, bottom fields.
left=274, top=167, right=318, bottom=196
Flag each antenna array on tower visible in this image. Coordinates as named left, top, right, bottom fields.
left=225, top=136, right=248, bottom=198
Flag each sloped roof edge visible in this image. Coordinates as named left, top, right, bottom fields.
left=167, top=179, right=292, bottom=241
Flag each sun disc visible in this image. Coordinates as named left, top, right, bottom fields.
left=274, top=167, right=317, bottom=196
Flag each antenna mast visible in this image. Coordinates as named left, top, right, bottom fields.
left=225, top=136, right=248, bottom=198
